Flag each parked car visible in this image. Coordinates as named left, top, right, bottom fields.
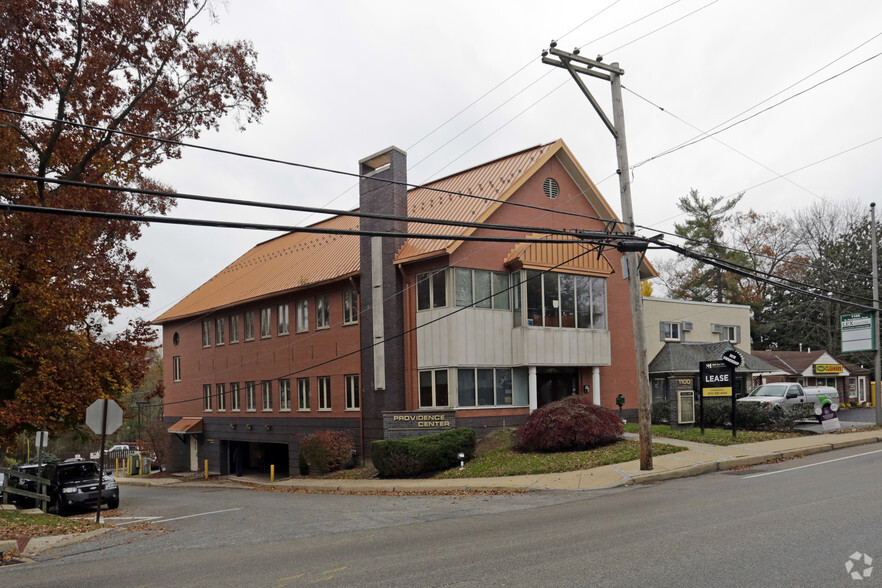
left=737, top=383, right=839, bottom=411
left=7, top=463, right=43, bottom=508
left=41, top=460, right=119, bottom=516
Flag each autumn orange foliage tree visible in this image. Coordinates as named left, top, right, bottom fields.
left=0, top=0, right=270, bottom=458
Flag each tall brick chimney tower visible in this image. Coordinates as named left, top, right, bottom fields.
left=358, top=147, right=407, bottom=454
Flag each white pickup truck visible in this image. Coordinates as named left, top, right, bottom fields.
left=737, top=383, right=839, bottom=410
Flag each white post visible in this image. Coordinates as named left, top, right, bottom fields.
left=528, top=366, right=538, bottom=412
left=592, top=366, right=601, bottom=405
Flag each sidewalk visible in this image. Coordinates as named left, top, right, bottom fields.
left=117, top=427, right=882, bottom=492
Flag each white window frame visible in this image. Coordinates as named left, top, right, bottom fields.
left=663, top=322, right=681, bottom=342
left=296, top=300, right=309, bottom=333
left=316, top=295, right=329, bottom=330
left=297, top=378, right=310, bottom=411
left=722, top=325, right=738, bottom=343
left=278, top=304, right=289, bottom=335
left=419, top=369, right=450, bottom=408
left=229, top=315, right=239, bottom=343
left=202, top=320, right=211, bottom=348
left=172, top=356, right=181, bottom=382
left=246, top=381, right=256, bottom=411
left=203, top=384, right=212, bottom=411
left=215, top=317, right=225, bottom=346
left=262, top=380, right=273, bottom=411
left=230, top=382, right=241, bottom=412
left=318, top=376, right=331, bottom=411
left=245, top=311, right=255, bottom=341
left=343, top=289, right=358, bottom=325
left=260, top=307, right=272, bottom=339
left=345, top=374, right=360, bottom=411
left=216, top=383, right=226, bottom=412
left=279, top=379, right=291, bottom=411
left=417, top=270, right=447, bottom=311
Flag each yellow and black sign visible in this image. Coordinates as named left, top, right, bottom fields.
left=813, top=364, right=843, bottom=375
left=700, top=360, right=733, bottom=397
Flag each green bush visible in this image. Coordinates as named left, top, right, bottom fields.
left=699, top=399, right=815, bottom=431
left=651, top=401, right=670, bottom=424
left=298, top=430, right=355, bottom=475
left=372, top=428, right=476, bottom=478
left=513, top=396, right=622, bottom=453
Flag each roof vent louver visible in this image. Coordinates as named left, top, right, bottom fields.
left=543, top=178, right=560, bottom=199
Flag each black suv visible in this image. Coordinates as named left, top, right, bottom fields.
left=42, top=461, right=119, bottom=515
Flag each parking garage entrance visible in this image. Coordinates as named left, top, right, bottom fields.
left=225, top=441, right=289, bottom=477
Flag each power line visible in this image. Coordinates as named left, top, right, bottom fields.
left=0, top=201, right=624, bottom=246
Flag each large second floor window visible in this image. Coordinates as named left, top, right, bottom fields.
left=524, top=270, right=606, bottom=329
left=216, top=383, right=226, bottom=411
left=203, top=384, right=212, bottom=411
left=318, top=376, right=331, bottom=410
left=662, top=322, right=681, bottom=342
left=455, top=269, right=510, bottom=309
left=230, top=382, right=241, bottom=411
left=417, top=270, right=446, bottom=310
left=202, top=321, right=211, bottom=348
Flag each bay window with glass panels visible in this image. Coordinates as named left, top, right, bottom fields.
left=457, top=368, right=513, bottom=407
left=416, top=270, right=447, bottom=310
left=454, top=268, right=510, bottom=309
left=523, top=270, right=606, bottom=329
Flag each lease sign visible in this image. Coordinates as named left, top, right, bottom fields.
left=700, top=360, right=733, bottom=397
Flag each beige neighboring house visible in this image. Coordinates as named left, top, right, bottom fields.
left=642, top=297, right=752, bottom=361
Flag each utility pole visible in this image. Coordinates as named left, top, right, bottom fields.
left=872, top=203, right=881, bottom=425
left=543, top=44, right=653, bottom=470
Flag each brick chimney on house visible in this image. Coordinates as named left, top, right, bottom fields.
left=359, top=147, right=407, bottom=453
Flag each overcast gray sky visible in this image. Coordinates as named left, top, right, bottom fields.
left=124, top=0, right=882, bottom=330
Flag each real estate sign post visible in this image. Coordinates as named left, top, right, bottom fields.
left=841, top=312, right=875, bottom=353
left=699, top=360, right=736, bottom=437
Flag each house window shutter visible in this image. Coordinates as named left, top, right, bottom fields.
left=660, top=323, right=667, bottom=342
left=735, top=325, right=741, bottom=344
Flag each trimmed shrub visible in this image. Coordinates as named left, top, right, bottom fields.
left=298, top=430, right=355, bottom=475
left=514, top=396, right=623, bottom=453
left=651, top=400, right=670, bottom=424
left=699, top=398, right=816, bottom=431
left=372, top=428, right=476, bottom=478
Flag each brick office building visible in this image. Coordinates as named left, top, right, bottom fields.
left=156, top=139, right=655, bottom=475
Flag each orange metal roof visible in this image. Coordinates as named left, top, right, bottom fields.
left=503, top=234, right=614, bottom=276
left=155, top=139, right=644, bottom=323
left=168, top=417, right=203, bottom=434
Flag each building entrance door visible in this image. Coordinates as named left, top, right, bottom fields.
left=537, top=368, right=578, bottom=407
left=189, top=436, right=198, bottom=471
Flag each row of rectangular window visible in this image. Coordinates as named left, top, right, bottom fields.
left=419, top=368, right=514, bottom=409
left=661, top=322, right=740, bottom=344
left=201, top=289, right=358, bottom=348
left=201, top=375, right=360, bottom=412
left=417, top=268, right=608, bottom=331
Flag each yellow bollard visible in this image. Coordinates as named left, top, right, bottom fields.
left=270, top=464, right=275, bottom=483
left=115, top=458, right=119, bottom=478
left=204, top=459, right=208, bottom=479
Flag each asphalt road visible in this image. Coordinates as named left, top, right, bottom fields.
left=3, top=444, right=881, bottom=587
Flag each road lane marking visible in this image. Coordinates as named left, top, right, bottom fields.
left=150, top=507, right=242, bottom=523
left=743, top=448, right=882, bottom=479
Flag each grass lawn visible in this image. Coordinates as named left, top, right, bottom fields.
left=434, top=430, right=687, bottom=479
left=622, top=423, right=806, bottom=446
left=0, top=510, right=101, bottom=540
